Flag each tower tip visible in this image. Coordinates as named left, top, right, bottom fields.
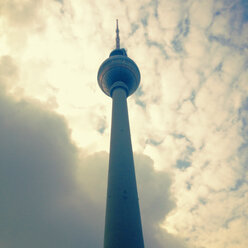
left=116, top=19, right=120, bottom=49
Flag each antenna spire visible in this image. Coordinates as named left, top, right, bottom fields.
left=116, top=19, right=120, bottom=49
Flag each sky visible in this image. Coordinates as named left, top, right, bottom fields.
left=0, top=0, right=248, bottom=247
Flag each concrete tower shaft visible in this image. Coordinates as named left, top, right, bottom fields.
left=104, top=86, right=144, bottom=247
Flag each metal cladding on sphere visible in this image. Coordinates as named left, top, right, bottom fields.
left=97, top=49, right=141, bottom=97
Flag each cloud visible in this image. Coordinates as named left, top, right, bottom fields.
left=0, top=0, right=44, bottom=28
left=0, top=0, right=47, bottom=51
left=0, top=56, right=188, bottom=248
left=0, top=57, right=101, bottom=247
left=134, top=154, right=188, bottom=248
left=0, top=56, right=19, bottom=91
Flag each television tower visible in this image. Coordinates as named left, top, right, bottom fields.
left=97, top=20, right=145, bottom=248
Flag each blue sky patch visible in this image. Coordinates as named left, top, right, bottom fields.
left=176, top=159, right=191, bottom=170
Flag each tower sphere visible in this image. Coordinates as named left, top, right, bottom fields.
left=97, top=48, right=141, bottom=97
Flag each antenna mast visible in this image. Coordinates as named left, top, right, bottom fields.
left=116, top=19, right=120, bottom=49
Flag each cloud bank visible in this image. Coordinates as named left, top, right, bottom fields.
left=0, top=56, right=187, bottom=247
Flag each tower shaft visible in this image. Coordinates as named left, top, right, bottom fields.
left=104, top=84, right=144, bottom=248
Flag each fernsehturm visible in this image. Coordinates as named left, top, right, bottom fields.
left=97, top=20, right=145, bottom=248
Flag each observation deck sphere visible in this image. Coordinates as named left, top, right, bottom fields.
left=97, top=49, right=140, bottom=97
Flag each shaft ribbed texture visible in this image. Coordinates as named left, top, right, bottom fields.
left=104, top=85, right=144, bottom=248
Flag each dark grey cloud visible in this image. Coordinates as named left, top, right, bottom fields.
left=0, top=56, right=102, bottom=247
left=0, top=57, right=188, bottom=248
left=134, top=154, right=188, bottom=248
